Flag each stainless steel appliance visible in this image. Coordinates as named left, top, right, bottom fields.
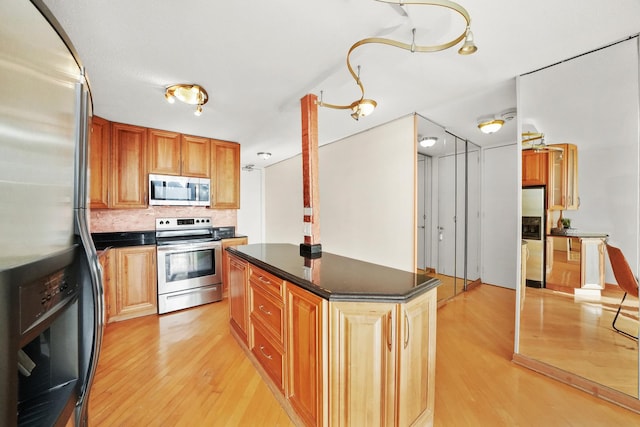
left=0, top=0, right=103, bottom=425
left=522, top=186, right=546, bottom=288
left=149, top=174, right=211, bottom=206
left=156, top=218, right=226, bottom=314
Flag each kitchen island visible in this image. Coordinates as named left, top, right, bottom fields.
left=546, top=230, right=608, bottom=298
left=225, top=243, right=440, bottom=427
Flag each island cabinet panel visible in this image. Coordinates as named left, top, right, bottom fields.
left=329, top=301, right=397, bottom=427
left=89, top=116, right=110, bottom=208
left=110, top=122, right=148, bottom=208
left=221, top=237, right=248, bottom=297
left=396, top=289, right=437, bottom=427
left=286, top=285, right=328, bottom=427
left=228, top=255, right=249, bottom=344
left=147, top=128, right=181, bottom=175
left=181, top=134, right=211, bottom=178
left=211, top=139, right=240, bottom=209
left=102, top=245, right=157, bottom=323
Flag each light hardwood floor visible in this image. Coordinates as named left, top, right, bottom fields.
left=88, top=285, right=640, bottom=425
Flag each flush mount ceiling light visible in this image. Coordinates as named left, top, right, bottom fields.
left=477, top=118, right=504, bottom=134
left=418, top=136, right=438, bottom=147
left=165, top=84, right=208, bottom=116
left=257, top=152, right=272, bottom=160
left=317, top=0, right=477, bottom=121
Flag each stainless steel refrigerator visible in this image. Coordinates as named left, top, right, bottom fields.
left=522, top=186, right=546, bottom=288
left=0, top=0, right=103, bottom=425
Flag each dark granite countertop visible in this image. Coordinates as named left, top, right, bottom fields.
left=548, top=229, right=609, bottom=239
left=92, top=231, right=156, bottom=250
left=226, top=243, right=440, bottom=303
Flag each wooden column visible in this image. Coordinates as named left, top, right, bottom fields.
left=300, top=93, right=321, bottom=258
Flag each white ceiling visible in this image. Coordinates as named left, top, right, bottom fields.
left=43, top=0, right=640, bottom=168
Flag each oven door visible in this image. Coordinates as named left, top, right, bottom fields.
left=156, top=240, right=222, bottom=295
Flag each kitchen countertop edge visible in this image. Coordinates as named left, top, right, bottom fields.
left=226, top=244, right=441, bottom=303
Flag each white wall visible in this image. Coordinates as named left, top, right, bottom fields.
left=264, top=115, right=416, bottom=271
left=481, top=143, right=519, bottom=288
left=237, top=168, right=264, bottom=243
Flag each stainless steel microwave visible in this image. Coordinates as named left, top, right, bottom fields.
left=149, top=174, right=211, bottom=206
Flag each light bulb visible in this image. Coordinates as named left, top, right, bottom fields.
left=194, top=105, right=203, bottom=116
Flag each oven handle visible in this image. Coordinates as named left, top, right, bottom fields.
left=157, top=241, right=221, bottom=253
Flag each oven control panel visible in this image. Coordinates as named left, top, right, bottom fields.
left=156, top=217, right=211, bottom=230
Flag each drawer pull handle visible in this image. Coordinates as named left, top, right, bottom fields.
left=259, top=345, right=273, bottom=360
left=258, top=276, right=271, bottom=284
left=258, top=304, right=272, bottom=316
left=404, top=312, right=410, bottom=349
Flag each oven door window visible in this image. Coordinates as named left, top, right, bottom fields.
left=164, top=248, right=215, bottom=282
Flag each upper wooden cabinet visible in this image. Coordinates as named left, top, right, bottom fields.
left=89, top=118, right=239, bottom=210
left=522, top=149, right=548, bottom=187
left=181, top=135, right=211, bottom=178
left=89, top=116, right=110, bottom=208
left=548, top=143, right=578, bottom=210
left=148, top=131, right=210, bottom=178
left=147, top=129, right=181, bottom=175
left=110, top=123, right=148, bottom=208
left=211, top=140, right=240, bottom=209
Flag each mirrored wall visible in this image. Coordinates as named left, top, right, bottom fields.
left=516, top=37, right=640, bottom=405
left=416, top=115, right=480, bottom=302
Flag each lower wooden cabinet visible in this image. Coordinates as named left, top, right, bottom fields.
left=286, top=285, right=327, bottom=427
left=100, top=245, right=157, bottom=323
left=228, top=254, right=249, bottom=344
left=329, top=301, right=397, bottom=427
left=221, top=237, right=248, bottom=297
left=396, top=289, right=436, bottom=426
left=226, top=255, right=437, bottom=427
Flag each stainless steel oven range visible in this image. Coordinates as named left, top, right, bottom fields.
left=155, top=217, right=227, bottom=314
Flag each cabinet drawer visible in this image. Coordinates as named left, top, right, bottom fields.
left=249, top=266, right=284, bottom=297
left=250, top=284, right=284, bottom=344
left=251, top=324, right=285, bottom=391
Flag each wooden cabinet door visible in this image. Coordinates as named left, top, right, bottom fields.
left=98, top=249, right=115, bottom=322
left=329, top=301, right=396, bottom=427
left=228, top=254, right=249, bottom=344
left=548, top=148, right=564, bottom=210
left=396, top=289, right=436, bottom=427
left=565, top=144, right=579, bottom=210
left=286, top=285, right=327, bottom=427
left=211, top=140, right=240, bottom=209
left=110, top=123, right=147, bottom=208
left=110, top=246, right=157, bottom=322
left=89, top=116, right=110, bottom=208
left=522, top=150, right=548, bottom=187
left=222, top=237, right=248, bottom=297
left=181, top=135, right=210, bottom=178
left=148, top=128, right=181, bottom=175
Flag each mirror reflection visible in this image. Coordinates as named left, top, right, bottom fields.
left=417, top=115, right=480, bottom=303
left=518, top=37, right=639, bottom=398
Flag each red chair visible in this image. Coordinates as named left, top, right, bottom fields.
left=606, top=244, right=639, bottom=340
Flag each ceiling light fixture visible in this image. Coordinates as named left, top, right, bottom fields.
left=165, top=84, right=208, bottom=116
left=317, top=0, right=477, bottom=121
left=258, top=152, right=272, bottom=160
left=418, top=136, right=438, bottom=147
left=477, top=116, right=504, bottom=134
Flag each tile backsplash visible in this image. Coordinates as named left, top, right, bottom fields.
left=90, top=206, right=237, bottom=232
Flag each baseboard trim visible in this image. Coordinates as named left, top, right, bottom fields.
left=512, top=353, right=640, bottom=414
